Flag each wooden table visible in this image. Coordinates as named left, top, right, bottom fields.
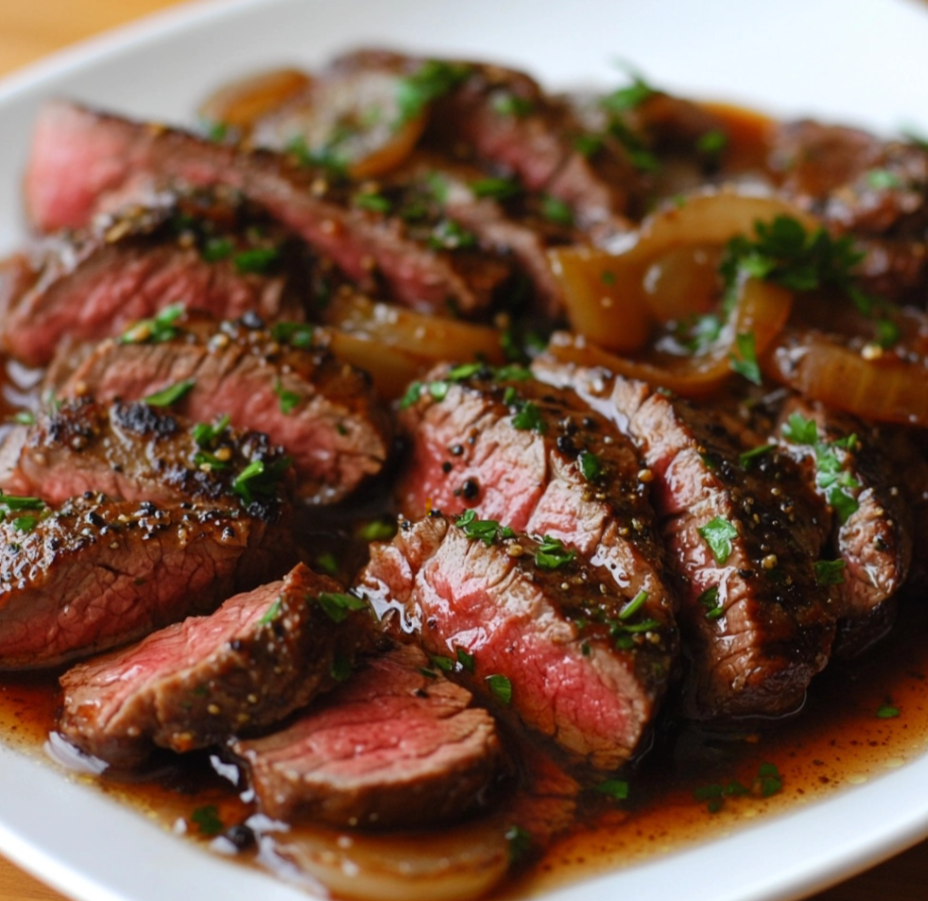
left=1, top=1, right=928, bottom=899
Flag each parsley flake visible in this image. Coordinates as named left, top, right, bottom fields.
left=578, top=450, right=603, bottom=481
left=697, top=516, right=738, bottom=564
left=534, top=535, right=576, bottom=570
left=396, top=61, right=472, bottom=124
left=814, top=558, right=846, bottom=586
left=191, top=805, right=224, bottom=837
left=142, top=378, right=196, bottom=407
left=273, top=378, right=301, bottom=415
left=698, top=585, right=724, bottom=620
left=317, top=591, right=368, bottom=623
left=486, top=673, right=513, bottom=705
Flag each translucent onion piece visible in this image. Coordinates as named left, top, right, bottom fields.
left=269, top=819, right=509, bottom=901
left=550, top=189, right=816, bottom=352
left=764, top=328, right=928, bottom=427
left=252, top=68, right=426, bottom=180
left=548, top=277, right=792, bottom=398
left=327, top=330, right=424, bottom=400
left=198, top=68, right=312, bottom=133
left=324, top=293, right=504, bottom=363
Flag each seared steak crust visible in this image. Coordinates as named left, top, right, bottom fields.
left=395, top=365, right=677, bottom=646
left=773, top=397, right=912, bottom=655
left=58, top=314, right=392, bottom=505
left=0, top=398, right=291, bottom=521
left=233, top=643, right=502, bottom=829
left=358, top=515, right=675, bottom=770
left=25, top=101, right=511, bottom=315
left=59, top=563, right=373, bottom=768
left=0, top=494, right=287, bottom=670
left=0, top=189, right=308, bottom=367
left=535, top=360, right=836, bottom=721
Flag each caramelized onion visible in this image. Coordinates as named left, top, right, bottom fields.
left=270, top=819, right=509, bottom=901
left=548, top=277, right=793, bottom=398
left=252, top=68, right=426, bottom=179
left=323, top=293, right=505, bottom=397
left=764, top=327, right=928, bottom=427
left=549, top=189, right=815, bottom=353
left=197, top=68, right=312, bottom=133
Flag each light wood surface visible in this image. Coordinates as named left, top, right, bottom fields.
left=1, top=2, right=928, bottom=900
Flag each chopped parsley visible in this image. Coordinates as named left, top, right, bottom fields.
left=728, top=331, right=761, bottom=385
left=355, top=519, right=397, bottom=542
left=7, top=410, right=35, bottom=426
left=698, top=585, right=724, bottom=620
left=781, top=414, right=861, bottom=523
left=231, top=456, right=291, bottom=505
left=273, top=378, right=301, bottom=415
left=618, top=589, right=648, bottom=621
left=486, top=673, right=513, bottom=705
left=396, top=60, right=472, bottom=124
left=505, top=825, right=533, bottom=865
left=119, top=303, right=185, bottom=345
left=511, top=401, right=546, bottom=433
left=601, top=71, right=656, bottom=113
left=193, top=414, right=231, bottom=448
left=456, top=647, right=476, bottom=673
left=697, top=516, right=739, bottom=564
left=814, top=558, right=846, bottom=586
left=233, top=246, right=280, bottom=275
left=534, top=535, right=576, bottom=570
left=428, top=218, right=477, bottom=251
left=739, top=443, right=774, bottom=469
left=315, top=552, right=339, bottom=576
left=697, top=128, right=728, bottom=158
left=865, top=168, right=904, bottom=190
left=877, top=702, right=900, bottom=719
left=330, top=652, right=353, bottom=682
left=540, top=194, right=574, bottom=227
left=492, top=92, right=535, bottom=118
left=12, top=515, right=40, bottom=533
left=429, top=654, right=455, bottom=673
left=202, top=236, right=234, bottom=262
left=472, top=176, right=522, bottom=201
left=354, top=191, right=391, bottom=214
left=455, top=509, right=515, bottom=545
left=271, top=321, right=314, bottom=348
left=694, top=762, right=781, bottom=813
left=595, top=779, right=630, bottom=801
left=578, top=450, right=603, bottom=482
left=191, top=805, right=224, bottom=837
left=142, top=378, right=196, bottom=407
left=258, top=596, right=283, bottom=626
left=317, top=591, right=368, bottom=623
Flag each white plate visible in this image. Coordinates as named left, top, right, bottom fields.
left=2, top=1, right=928, bottom=899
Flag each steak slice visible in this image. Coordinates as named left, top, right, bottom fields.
left=0, top=398, right=292, bottom=520
left=0, top=189, right=310, bottom=367
left=773, top=397, right=912, bottom=655
left=395, top=364, right=677, bottom=649
left=358, top=515, right=675, bottom=770
left=0, top=494, right=288, bottom=670
left=25, top=101, right=510, bottom=315
left=232, top=643, right=503, bottom=829
left=58, top=563, right=373, bottom=768
left=57, top=313, right=392, bottom=505
left=535, top=360, right=836, bottom=721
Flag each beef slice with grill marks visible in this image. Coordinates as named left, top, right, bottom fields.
left=57, top=314, right=392, bottom=505
left=0, top=398, right=292, bottom=521
left=773, top=397, right=912, bottom=656
left=535, top=360, right=836, bottom=721
left=358, top=515, right=675, bottom=770
left=58, top=562, right=373, bottom=768
left=25, top=100, right=511, bottom=315
left=395, top=365, right=677, bottom=647
left=0, top=189, right=312, bottom=367
left=232, top=642, right=503, bottom=829
left=0, top=494, right=289, bottom=670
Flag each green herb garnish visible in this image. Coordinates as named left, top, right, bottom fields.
left=697, top=517, right=739, bottom=564
left=142, top=378, right=196, bottom=408
left=317, top=591, right=368, bottom=623
left=472, top=177, right=522, bottom=201
left=486, top=674, right=513, bottom=705
left=191, top=805, right=224, bottom=837
left=233, top=246, right=280, bottom=275
left=273, top=378, right=301, bottom=415
left=271, top=321, right=314, bottom=348
left=511, top=401, right=546, bottom=433
left=258, top=596, right=283, bottom=626
left=578, top=450, right=603, bottom=481
left=698, top=585, right=724, bottom=620
left=455, top=509, right=515, bottom=545
left=534, top=535, right=576, bottom=570
left=396, top=60, right=472, bottom=124
left=119, top=303, right=186, bottom=345
left=738, top=444, right=774, bottom=469
left=814, top=558, right=846, bottom=586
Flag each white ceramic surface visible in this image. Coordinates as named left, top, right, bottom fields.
left=1, top=1, right=928, bottom=899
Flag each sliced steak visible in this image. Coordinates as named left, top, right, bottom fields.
left=0, top=494, right=289, bottom=669
left=58, top=563, right=373, bottom=768
left=535, top=360, right=836, bottom=721
left=57, top=314, right=392, bottom=505
left=358, top=515, right=675, bottom=770
left=772, top=397, right=912, bottom=655
left=0, top=189, right=311, bottom=367
left=326, top=50, right=636, bottom=242
left=25, top=101, right=510, bottom=315
left=0, top=398, right=292, bottom=520
left=395, top=365, right=677, bottom=648
left=232, top=642, right=502, bottom=829
left=767, top=120, right=928, bottom=304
